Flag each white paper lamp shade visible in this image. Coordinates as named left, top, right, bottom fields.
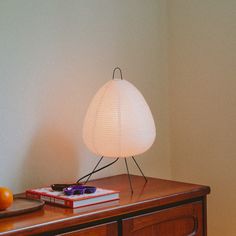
left=83, top=79, right=156, bottom=158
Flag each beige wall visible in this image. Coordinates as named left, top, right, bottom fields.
left=1, top=1, right=235, bottom=235
left=168, top=1, right=236, bottom=235
left=0, top=0, right=171, bottom=193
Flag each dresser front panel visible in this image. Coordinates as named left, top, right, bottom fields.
left=58, top=222, right=118, bottom=236
left=122, top=201, right=203, bottom=236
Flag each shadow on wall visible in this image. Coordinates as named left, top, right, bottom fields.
left=21, top=126, right=79, bottom=190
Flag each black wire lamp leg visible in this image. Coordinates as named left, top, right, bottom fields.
left=76, top=158, right=119, bottom=184
left=83, top=156, right=104, bottom=185
left=124, top=158, right=133, bottom=194
left=131, top=156, right=148, bottom=183
left=73, top=155, right=145, bottom=194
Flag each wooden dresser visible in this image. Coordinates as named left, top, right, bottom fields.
left=0, top=174, right=210, bottom=236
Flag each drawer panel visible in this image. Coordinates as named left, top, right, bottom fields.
left=123, top=202, right=203, bottom=236
left=58, top=222, right=118, bottom=236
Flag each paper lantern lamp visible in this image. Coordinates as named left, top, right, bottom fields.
left=82, top=67, right=156, bottom=192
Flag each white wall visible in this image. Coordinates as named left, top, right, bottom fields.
left=0, top=0, right=171, bottom=193
left=168, top=1, right=236, bottom=235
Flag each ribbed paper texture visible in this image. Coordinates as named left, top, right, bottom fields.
left=83, top=79, right=156, bottom=158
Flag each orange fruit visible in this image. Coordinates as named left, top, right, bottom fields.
left=0, top=187, right=13, bottom=211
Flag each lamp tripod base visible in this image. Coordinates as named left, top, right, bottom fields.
left=124, top=156, right=147, bottom=194
left=79, top=156, right=147, bottom=194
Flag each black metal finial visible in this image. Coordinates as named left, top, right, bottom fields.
left=112, top=67, right=123, bottom=80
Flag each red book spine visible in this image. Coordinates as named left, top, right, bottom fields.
left=65, top=200, right=73, bottom=208
left=26, top=190, right=70, bottom=207
left=26, top=191, right=40, bottom=200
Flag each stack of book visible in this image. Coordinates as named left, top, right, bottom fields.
left=26, top=187, right=119, bottom=209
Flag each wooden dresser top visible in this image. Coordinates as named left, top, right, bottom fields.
left=0, top=174, right=210, bottom=235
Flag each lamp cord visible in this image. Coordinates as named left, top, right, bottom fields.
left=76, top=157, right=119, bottom=184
